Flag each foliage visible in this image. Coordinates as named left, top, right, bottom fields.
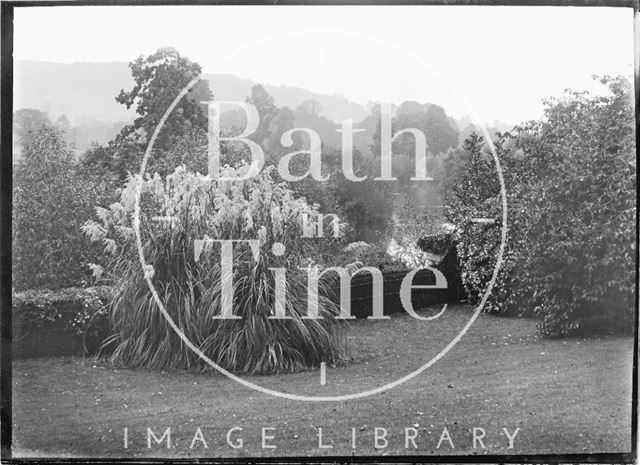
left=444, top=76, right=636, bottom=336
left=332, top=158, right=395, bottom=243
left=79, top=142, right=122, bottom=176
left=417, top=229, right=455, bottom=256
left=83, top=163, right=348, bottom=373
left=116, top=47, right=212, bottom=150
left=80, top=48, right=214, bottom=181
left=280, top=145, right=394, bottom=243
left=444, top=132, right=527, bottom=315
left=12, top=126, right=118, bottom=290
left=80, top=121, right=210, bottom=183
left=263, top=106, right=296, bottom=156
left=246, top=84, right=278, bottom=145
left=519, top=75, right=636, bottom=336
left=291, top=100, right=342, bottom=149
left=372, top=101, right=459, bottom=172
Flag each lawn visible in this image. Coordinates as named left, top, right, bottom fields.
left=11, top=304, right=633, bottom=459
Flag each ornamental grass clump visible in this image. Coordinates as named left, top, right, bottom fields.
left=83, top=163, right=348, bottom=373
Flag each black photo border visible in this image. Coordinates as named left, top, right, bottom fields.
left=0, top=0, right=638, bottom=463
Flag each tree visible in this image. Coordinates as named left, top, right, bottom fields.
left=376, top=102, right=459, bottom=160
left=296, top=100, right=322, bottom=119
left=246, top=84, right=278, bottom=146
left=80, top=48, right=214, bottom=181
left=370, top=101, right=458, bottom=198
left=115, top=47, right=213, bottom=150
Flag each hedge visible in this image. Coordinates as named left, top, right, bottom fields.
left=12, top=286, right=113, bottom=358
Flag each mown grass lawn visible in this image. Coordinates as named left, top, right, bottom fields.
left=11, top=304, right=633, bottom=459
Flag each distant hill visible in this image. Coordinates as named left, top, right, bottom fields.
left=14, top=60, right=368, bottom=125
left=13, top=60, right=508, bottom=160
left=203, top=73, right=367, bottom=123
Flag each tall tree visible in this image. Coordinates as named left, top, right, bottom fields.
left=246, top=84, right=278, bottom=146
left=115, top=47, right=213, bottom=150
left=82, top=48, right=213, bottom=180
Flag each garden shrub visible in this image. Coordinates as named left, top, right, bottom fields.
left=83, top=163, right=348, bottom=373
left=519, top=76, right=636, bottom=336
left=12, top=126, right=118, bottom=290
left=444, top=133, right=532, bottom=316
left=444, top=76, right=636, bottom=336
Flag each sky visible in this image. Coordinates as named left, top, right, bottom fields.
left=13, top=5, right=635, bottom=125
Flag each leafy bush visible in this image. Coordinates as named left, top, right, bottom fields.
left=444, top=133, right=530, bottom=316
left=519, top=76, right=635, bottom=336
left=83, top=163, right=348, bottom=373
left=12, top=126, right=118, bottom=290
left=445, top=76, right=636, bottom=336
left=80, top=126, right=210, bottom=182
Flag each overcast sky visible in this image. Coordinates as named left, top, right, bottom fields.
left=13, top=5, right=635, bottom=125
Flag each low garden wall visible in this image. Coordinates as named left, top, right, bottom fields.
left=348, top=245, right=465, bottom=318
